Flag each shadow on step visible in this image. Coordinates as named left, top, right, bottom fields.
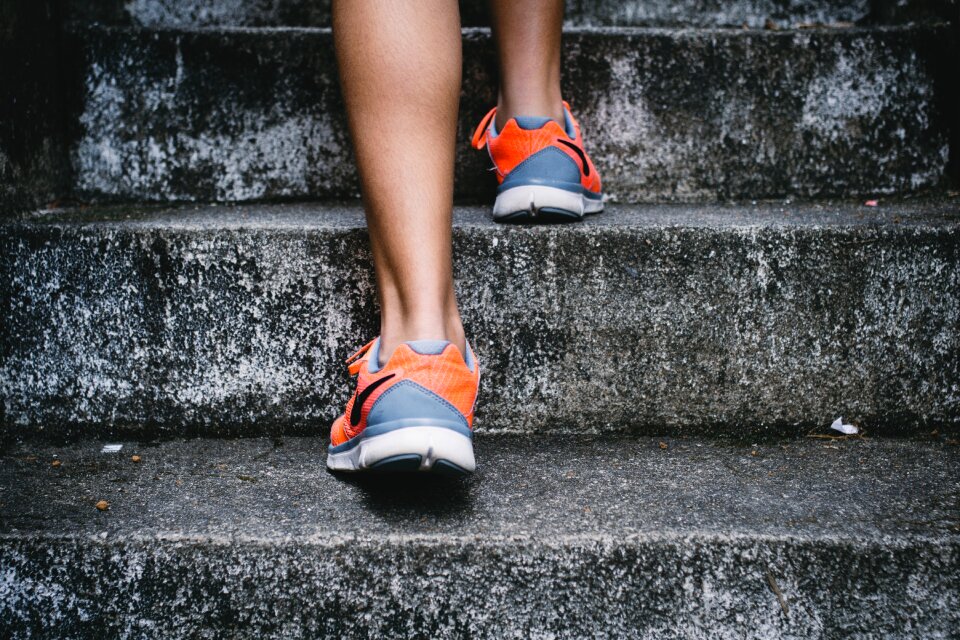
left=328, top=470, right=475, bottom=518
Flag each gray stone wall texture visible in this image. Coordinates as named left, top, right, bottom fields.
left=2, top=202, right=957, bottom=439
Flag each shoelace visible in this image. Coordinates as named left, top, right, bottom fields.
left=471, top=106, right=498, bottom=150
left=345, top=338, right=377, bottom=376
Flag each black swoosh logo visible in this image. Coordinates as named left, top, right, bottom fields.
left=349, top=374, right=396, bottom=426
left=556, top=139, right=590, bottom=177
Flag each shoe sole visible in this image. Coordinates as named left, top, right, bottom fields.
left=493, top=185, right=604, bottom=223
left=326, top=425, right=476, bottom=475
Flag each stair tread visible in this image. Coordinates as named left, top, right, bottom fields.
left=14, top=199, right=960, bottom=230
left=77, top=23, right=949, bottom=34
left=3, top=435, right=958, bottom=543
left=3, top=198, right=959, bottom=439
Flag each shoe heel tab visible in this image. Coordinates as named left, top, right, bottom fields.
left=405, top=340, right=451, bottom=356
left=513, top=116, right=553, bottom=130
left=405, top=340, right=477, bottom=373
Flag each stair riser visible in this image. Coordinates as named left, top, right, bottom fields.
left=65, top=0, right=954, bottom=28
left=2, top=537, right=956, bottom=639
left=2, top=211, right=957, bottom=438
left=66, top=27, right=952, bottom=204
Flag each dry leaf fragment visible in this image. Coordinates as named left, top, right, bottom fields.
left=51, top=460, right=62, bottom=468
left=659, top=441, right=669, bottom=450
left=131, top=455, right=142, bottom=463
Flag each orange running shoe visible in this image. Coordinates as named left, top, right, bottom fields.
left=471, top=101, right=603, bottom=223
left=327, top=338, right=480, bottom=474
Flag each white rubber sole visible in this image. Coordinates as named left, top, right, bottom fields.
left=492, top=185, right=604, bottom=221
left=326, top=425, right=476, bottom=474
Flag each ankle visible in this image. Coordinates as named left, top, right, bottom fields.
left=495, top=95, right=564, bottom=130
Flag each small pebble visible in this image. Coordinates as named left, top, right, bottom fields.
left=131, top=455, right=142, bottom=463
left=658, top=441, right=669, bottom=450
left=95, top=500, right=109, bottom=511
left=51, top=459, right=62, bottom=468
left=751, top=450, right=759, bottom=457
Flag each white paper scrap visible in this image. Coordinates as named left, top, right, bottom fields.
left=830, top=417, right=858, bottom=435
left=101, top=444, right=123, bottom=453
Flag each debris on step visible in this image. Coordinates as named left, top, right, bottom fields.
left=766, top=571, right=790, bottom=616
left=830, top=417, right=859, bottom=435
left=101, top=444, right=122, bottom=453
left=798, top=21, right=857, bottom=29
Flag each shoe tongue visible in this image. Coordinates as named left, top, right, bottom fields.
left=404, top=340, right=451, bottom=356
left=513, top=116, right=554, bottom=130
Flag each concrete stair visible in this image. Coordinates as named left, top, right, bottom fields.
left=3, top=200, right=958, bottom=440
left=2, top=435, right=958, bottom=638
left=2, top=0, right=959, bottom=637
left=65, top=24, right=953, bottom=203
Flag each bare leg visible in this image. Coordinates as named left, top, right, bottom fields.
left=333, top=0, right=466, bottom=362
left=488, top=0, right=565, bottom=129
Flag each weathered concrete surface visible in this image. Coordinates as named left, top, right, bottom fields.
left=0, top=0, right=68, bottom=215
left=64, top=25, right=953, bottom=204
left=1, top=201, right=958, bottom=439
left=1, top=436, right=957, bottom=638
left=64, top=0, right=958, bottom=28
